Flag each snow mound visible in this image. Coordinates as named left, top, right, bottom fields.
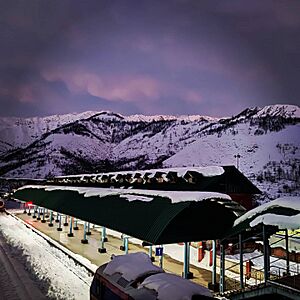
left=139, top=272, right=212, bottom=299
left=104, top=252, right=163, bottom=281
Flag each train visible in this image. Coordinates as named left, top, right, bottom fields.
left=90, top=252, right=215, bottom=300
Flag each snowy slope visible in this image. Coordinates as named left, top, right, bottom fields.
left=0, top=111, right=98, bottom=152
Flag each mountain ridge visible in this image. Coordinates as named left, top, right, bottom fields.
left=0, top=104, right=299, bottom=200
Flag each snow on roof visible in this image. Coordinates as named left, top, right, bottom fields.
left=17, top=185, right=231, bottom=203
left=250, top=213, right=300, bottom=230
left=139, top=272, right=212, bottom=300
left=234, top=197, right=300, bottom=228
left=103, top=252, right=163, bottom=281
left=55, top=166, right=224, bottom=179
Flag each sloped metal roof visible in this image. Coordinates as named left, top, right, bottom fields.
left=13, top=185, right=246, bottom=244
left=48, top=165, right=261, bottom=194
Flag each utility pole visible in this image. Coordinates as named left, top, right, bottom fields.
left=234, top=153, right=241, bottom=169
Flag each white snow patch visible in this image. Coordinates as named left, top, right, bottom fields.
left=226, top=250, right=300, bottom=276
left=250, top=213, right=300, bottom=230
left=104, top=252, right=163, bottom=281
left=234, top=196, right=300, bottom=227
left=139, top=273, right=212, bottom=300
left=0, top=213, right=92, bottom=300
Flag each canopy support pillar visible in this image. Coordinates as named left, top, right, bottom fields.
left=149, top=245, right=155, bottom=262
left=102, top=227, right=107, bottom=242
left=68, top=217, right=74, bottom=237
left=239, top=234, right=244, bottom=289
left=41, top=207, right=46, bottom=223
left=183, top=242, right=193, bottom=279
left=32, top=206, right=37, bottom=218
left=159, top=245, right=164, bottom=269
left=37, top=207, right=41, bottom=220
left=212, top=240, right=217, bottom=285
left=285, top=229, right=290, bottom=275
left=263, top=225, right=270, bottom=283
left=74, top=218, right=79, bottom=230
left=124, top=237, right=129, bottom=254
left=48, top=211, right=54, bottom=227
left=57, top=214, right=62, bottom=231
left=81, top=221, right=88, bottom=244
left=98, top=227, right=107, bottom=253
left=86, top=222, right=91, bottom=235
left=63, top=215, right=68, bottom=226
left=219, top=243, right=225, bottom=293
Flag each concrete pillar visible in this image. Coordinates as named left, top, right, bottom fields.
left=239, top=234, right=244, bottom=289
left=120, top=234, right=126, bottom=251
left=48, top=211, right=54, bottom=227
left=37, top=207, right=41, bottom=220
left=183, top=242, right=193, bottom=279
left=124, top=237, right=129, bottom=254
left=263, top=225, right=270, bottom=283
left=285, top=229, right=290, bottom=275
left=74, top=218, right=79, bottom=230
left=41, top=208, right=46, bottom=223
left=67, top=217, right=74, bottom=237
left=81, top=221, right=88, bottom=244
left=86, top=222, right=91, bottom=235
left=32, top=206, right=37, bottom=218
left=102, top=227, right=108, bottom=242
left=149, top=245, right=155, bottom=262
left=98, top=229, right=107, bottom=253
left=159, top=245, right=164, bottom=269
left=57, top=214, right=62, bottom=231
left=219, top=243, right=225, bottom=293
left=63, top=215, right=68, bottom=226
left=55, top=212, right=60, bottom=223
left=212, top=240, right=217, bottom=285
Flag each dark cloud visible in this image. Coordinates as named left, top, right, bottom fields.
left=0, top=0, right=299, bottom=118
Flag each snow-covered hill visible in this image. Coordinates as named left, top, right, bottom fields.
left=0, top=111, right=98, bottom=153
left=0, top=104, right=299, bottom=199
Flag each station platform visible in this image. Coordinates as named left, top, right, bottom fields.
left=16, top=212, right=218, bottom=288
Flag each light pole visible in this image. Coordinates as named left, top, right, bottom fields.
left=234, top=153, right=241, bottom=169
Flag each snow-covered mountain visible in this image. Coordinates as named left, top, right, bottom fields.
left=0, top=104, right=299, bottom=199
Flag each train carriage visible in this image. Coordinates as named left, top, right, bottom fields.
left=90, top=252, right=214, bottom=300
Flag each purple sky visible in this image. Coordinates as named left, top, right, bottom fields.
left=1, top=0, right=299, bottom=117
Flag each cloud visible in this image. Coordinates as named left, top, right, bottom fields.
left=42, top=67, right=162, bottom=102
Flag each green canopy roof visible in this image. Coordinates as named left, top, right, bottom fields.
left=13, top=185, right=246, bottom=245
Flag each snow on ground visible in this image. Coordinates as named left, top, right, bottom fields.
left=226, top=250, right=300, bottom=276
left=0, top=213, right=93, bottom=300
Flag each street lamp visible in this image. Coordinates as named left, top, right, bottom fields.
left=234, top=153, right=241, bottom=169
